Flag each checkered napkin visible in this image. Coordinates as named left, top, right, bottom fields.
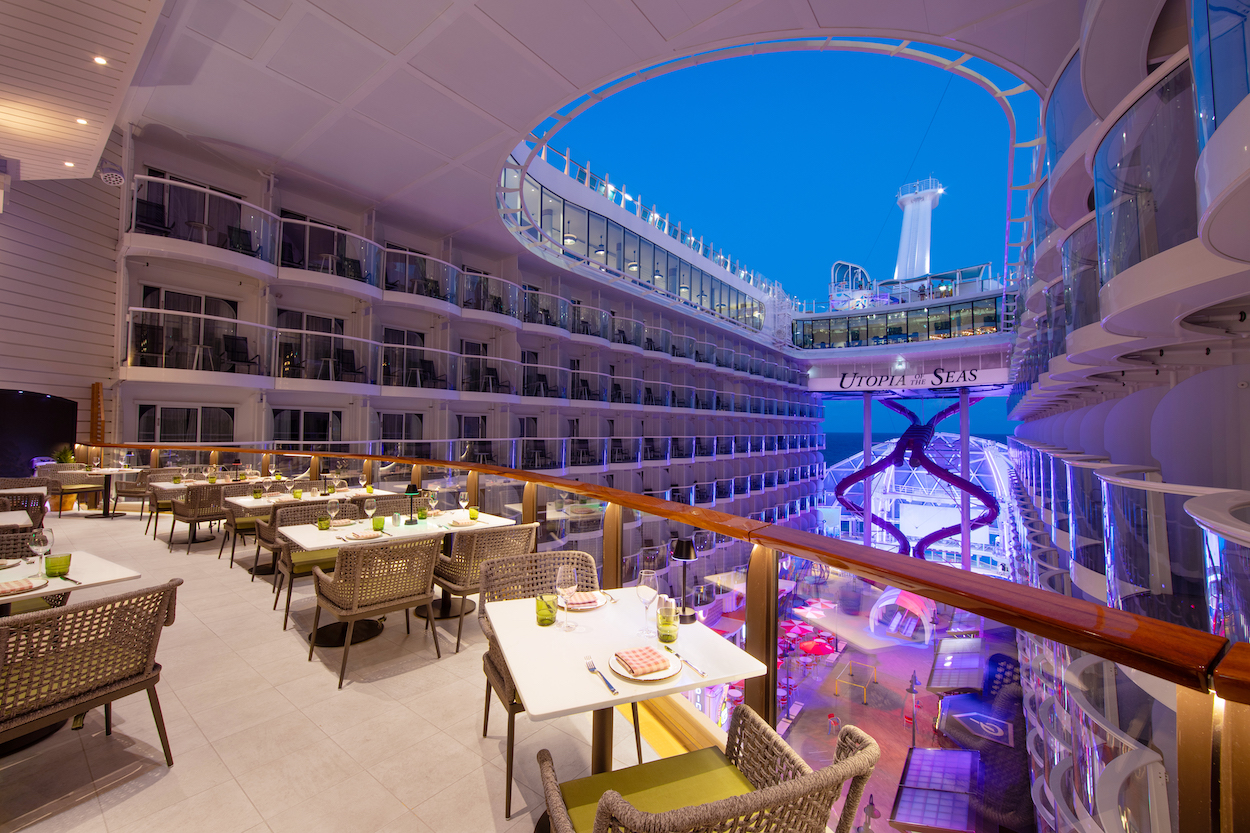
left=614, top=646, right=669, bottom=676
left=330, top=518, right=355, bottom=527
left=0, top=578, right=39, bottom=597
left=565, top=591, right=599, bottom=610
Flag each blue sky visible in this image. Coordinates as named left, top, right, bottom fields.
left=553, top=49, right=1019, bottom=436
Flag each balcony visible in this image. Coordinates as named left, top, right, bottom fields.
left=384, top=250, right=459, bottom=307
left=279, top=219, right=382, bottom=294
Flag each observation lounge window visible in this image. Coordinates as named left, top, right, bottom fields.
left=929, top=307, right=951, bottom=339
left=907, top=309, right=928, bottom=341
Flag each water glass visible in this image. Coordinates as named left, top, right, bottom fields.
left=316, top=515, right=331, bottom=531
left=29, top=528, right=54, bottom=572
left=468, top=506, right=479, bottom=520
left=292, top=487, right=303, bottom=500
left=657, top=596, right=678, bottom=643
left=372, top=516, right=385, bottom=532
left=636, top=569, right=659, bottom=637
left=364, top=498, right=377, bottom=519
left=536, top=593, right=557, bottom=627
left=44, top=552, right=71, bottom=578
left=327, top=499, right=340, bottom=521
left=556, top=565, right=578, bottom=632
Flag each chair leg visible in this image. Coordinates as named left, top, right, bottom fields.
left=168, top=517, right=175, bottom=551
left=229, top=530, right=241, bottom=568
left=338, top=621, right=355, bottom=689
left=405, top=607, right=411, bottom=635
left=147, top=685, right=174, bottom=766
left=105, top=702, right=112, bottom=735
left=252, top=541, right=262, bottom=581
left=186, top=521, right=194, bottom=554
left=308, top=607, right=322, bottom=661
left=272, top=572, right=284, bottom=609
left=483, top=681, right=492, bottom=737
left=631, top=702, right=643, bottom=764
left=282, top=574, right=295, bottom=630
left=218, top=528, right=227, bottom=558
left=505, top=708, right=516, bottom=818
left=455, top=601, right=466, bottom=653
left=144, top=503, right=153, bottom=534
left=426, top=602, right=441, bottom=657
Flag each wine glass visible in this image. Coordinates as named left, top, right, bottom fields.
left=262, top=477, right=273, bottom=495
left=426, top=490, right=439, bottom=515
left=29, top=527, right=53, bottom=574
left=363, top=498, right=377, bottom=519
left=556, top=564, right=578, bottom=632
left=327, top=498, right=340, bottom=524
left=357, top=473, right=367, bottom=490
left=636, top=569, right=659, bottom=637
left=458, top=491, right=469, bottom=511
left=93, top=456, right=101, bottom=469
left=180, top=466, right=189, bottom=482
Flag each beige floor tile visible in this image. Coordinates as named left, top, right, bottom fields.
left=367, top=731, right=486, bottom=807
left=412, top=762, right=542, bottom=833
left=329, top=708, right=439, bottom=767
left=90, top=741, right=233, bottom=830
left=194, top=688, right=293, bottom=742
left=376, top=811, right=436, bottom=833
left=212, top=711, right=328, bottom=777
left=0, top=736, right=96, bottom=833
left=265, top=770, right=408, bottom=833
left=507, top=723, right=592, bottom=795
left=3, top=795, right=107, bottom=833
left=401, top=677, right=489, bottom=728
left=109, top=780, right=263, bottom=833
left=236, top=736, right=364, bottom=819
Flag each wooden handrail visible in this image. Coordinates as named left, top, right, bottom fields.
left=91, top=441, right=1244, bottom=702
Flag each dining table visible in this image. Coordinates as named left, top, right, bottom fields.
left=84, top=467, right=135, bottom=519
left=485, top=586, right=767, bottom=774
left=280, top=508, right=514, bottom=646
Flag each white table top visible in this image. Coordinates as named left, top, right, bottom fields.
left=279, top=509, right=513, bottom=551
left=486, top=587, right=767, bottom=720
left=225, top=487, right=397, bottom=512
left=0, top=486, right=48, bottom=496
left=0, top=510, right=34, bottom=527
left=0, top=551, right=142, bottom=605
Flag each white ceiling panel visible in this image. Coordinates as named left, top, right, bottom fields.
left=243, top=0, right=289, bottom=19
left=630, top=0, right=697, bottom=40
left=291, top=114, right=447, bottom=197
left=187, top=0, right=276, bottom=58
left=266, top=12, right=386, bottom=102
left=408, top=13, right=573, bottom=130
left=383, top=165, right=496, bottom=233
left=307, top=0, right=446, bottom=54
left=807, top=0, right=932, bottom=31
left=0, top=0, right=162, bottom=180
left=692, top=1, right=807, bottom=44
left=353, top=69, right=503, bottom=158
left=143, top=34, right=332, bottom=156
left=476, top=0, right=640, bottom=88
left=675, top=0, right=740, bottom=23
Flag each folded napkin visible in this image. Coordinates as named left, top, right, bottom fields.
left=348, top=530, right=382, bottom=540
left=615, top=646, right=669, bottom=676
left=0, top=577, right=42, bottom=597
left=265, top=490, right=285, bottom=497
left=330, top=518, right=355, bottom=527
left=565, top=591, right=600, bottom=610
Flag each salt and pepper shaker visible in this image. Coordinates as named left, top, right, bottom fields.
left=392, top=512, right=401, bottom=527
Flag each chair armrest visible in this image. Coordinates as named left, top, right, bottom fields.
left=536, top=749, right=578, bottom=833
left=170, top=498, right=189, bottom=515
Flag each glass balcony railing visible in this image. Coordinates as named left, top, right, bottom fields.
left=1044, top=51, right=1096, bottom=174
left=1185, top=491, right=1250, bottom=643
left=671, top=334, right=695, bottom=360
left=570, top=303, right=610, bottom=339
left=280, top=219, right=382, bottom=286
left=126, top=308, right=275, bottom=374
left=523, top=289, right=570, bottom=329
left=1093, top=60, right=1198, bottom=286
left=274, top=328, right=379, bottom=383
left=1062, top=217, right=1099, bottom=332
left=461, top=273, right=521, bottom=319
left=130, top=176, right=279, bottom=265
left=610, top=316, right=643, bottom=348
left=1191, top=1, right=1250, bottom=151
left=642, top=325, right=670, bottom=354
left=383, top=250, right=459, bottom=305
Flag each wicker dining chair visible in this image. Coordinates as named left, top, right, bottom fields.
left=308, top=533, right=446, bottom=687
left=46, top=470, right=105, bottom=517
left=538, top=706, right=879, bottom=833
left=111, top=468, right=153, bottom=516
left=348, top=493, right=409, bottom=519
left=433, top=522, right=538, bottom=652
left=0, top=579, right=183, bottom=767
left=0, top=530, right=68, bottom=614
left=144, top=470, right=181, bottom=537
left=218, top=481, right=266, bottom=565
left=478, top=550, right=643, bottom=819
left=273, top=501, right=362, bottom=630
left=168, top=484, right=228, bottom=553
left=0, top=484, right=49, bottom=529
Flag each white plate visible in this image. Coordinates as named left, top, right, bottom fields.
left=0, top=558, right=23, bottom=570
left=558, top=591, right=608, bottom=611
left=448, top=519, right=478, bottom=528
left=0, top=577, right=48, bottom=596
left=608, top=652, right=681, bottom=682
left=347, top=531, right=384, bottom=540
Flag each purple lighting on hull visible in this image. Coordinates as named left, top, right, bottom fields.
left=834, top=398, right=999, bottom=560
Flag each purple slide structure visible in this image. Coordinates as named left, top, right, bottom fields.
left=834, top=399, right=999, bottom=560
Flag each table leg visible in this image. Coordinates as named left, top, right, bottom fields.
left=413, top=590, right=475, bottom=621
left=86, top=474, right=127, bottom=519
left=591, top=707, right=614, bottom=774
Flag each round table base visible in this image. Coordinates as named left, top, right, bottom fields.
left=248, top=563, right=276, bottom=576
left=86, top=511, right=127, bottom=519
left=413, top=597, right=476, bottom=620
left=309, top=619, right=384, bottom=648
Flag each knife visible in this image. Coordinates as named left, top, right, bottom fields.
left=663, top=645, right=707, bottom=676
left=59, top=575, right=83, bottom=585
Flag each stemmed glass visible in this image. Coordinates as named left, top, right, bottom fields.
left=363, top=498, right=377, bottom=521
left=636, top=569, right=659, bottom=638
left=426, top=490, right=439, bottom=515
left=556, top=564, right=578, bottom=633
left=327, top=498, right=340, bottom=524
left=357, top=473, right=367, bottom=491
left=262, top=477, right=273, bottom=496
left=458, top=491, right=469, bottom=511
left=180, top=466, right=190, bottom=482
left=29, top=528, right=53, bottom=575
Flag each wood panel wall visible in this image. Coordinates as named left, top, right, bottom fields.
left=0, top=131, right=122, bottom=442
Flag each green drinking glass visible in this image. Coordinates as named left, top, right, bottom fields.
left=44, top=553, right=71, bottom=578
left=536, top=594, right=557, bottom=627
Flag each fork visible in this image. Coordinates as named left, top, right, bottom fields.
left=585, top=656, right=617, bottom=694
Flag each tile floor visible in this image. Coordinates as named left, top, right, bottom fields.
left=0, top=505, right=658, bottom=833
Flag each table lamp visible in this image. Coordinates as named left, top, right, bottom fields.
left=672, top=538, right=697, bottom=624
left=405, top=483, right=420, bottom=525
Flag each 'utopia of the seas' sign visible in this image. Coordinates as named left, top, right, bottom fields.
left=808, top=366, right=1010, bottom=392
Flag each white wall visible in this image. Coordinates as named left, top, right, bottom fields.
left=1103, top=386, right=1168, bottom=467
left=1152, top=365, right=1250, bottom=489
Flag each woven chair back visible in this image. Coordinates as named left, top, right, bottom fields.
left=329, top=534, right=444, bottom=612
left=438, top=523, right=537, bottom=588
left=0, top=530, right=33, bottom=560
left=478, top=550, right=599, bottom=619
left=182, top=484, right=224, bottom=516
left=147, top=471, right=180, bottom=483
left=0, top=579, right=182, bottom=726
left=0, top=477, right=53, bottom=490
left=0, top=498, right=9, bottom=513
left=350, top=494, right=409, bottom=517
left=274, top=500, right=359, bottom=528
left=2, top=492, right=45, bottom=524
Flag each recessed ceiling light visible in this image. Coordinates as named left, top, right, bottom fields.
left=93, top=56, right=107, bottom=65
left=64, top=162, right=74, bottom=167
left=76, top=118, right=87, bottom=125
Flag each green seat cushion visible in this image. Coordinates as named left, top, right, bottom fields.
left=290, top=548, right=338, bottom=575
left=231, top=517, right=257, bottom=531
left=559, top=746, right=754, bottom=833
left=9, top=597, right=53, bottom=615
left=59, top=484, right=103, bottom=493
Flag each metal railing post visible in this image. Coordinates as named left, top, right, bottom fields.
left=743, top=544, right=778, bottom=726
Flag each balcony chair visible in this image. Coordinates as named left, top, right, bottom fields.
left=478, top=550, right=644, bottom=819
left=432, top=522, right=538, bottom=653
left=334, top=348, right=367, bottom=383
left=611, top=439, right=633, bottom=463
left=167, top=483, right=227, bottom=553
left=280, top=240, right=305, bottom=268
left=537, top=706, right=879, bottom=833
left=613, top=329, right=628, bottom=344
left=226, top=226, right=261, bottom=257
left=309, top=534, right=445, bottom=687
left=131, top=323, right=165, bottom=367
left=525, top=373, right=551, bottom=397
left=274, top=502, right=362, bottom=631
left=482, top=366, right=512, bottom=394
left=134, top=198, right=174, bottom=236
left=611, top=383, right=625, bottom=403
left=0, top=579, right=183, bottom=768
left=220, top=334, right=260, bottom=374
left=418, top=359, right=447, bottom=389
left=570, top=439, right=594, bottom=466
